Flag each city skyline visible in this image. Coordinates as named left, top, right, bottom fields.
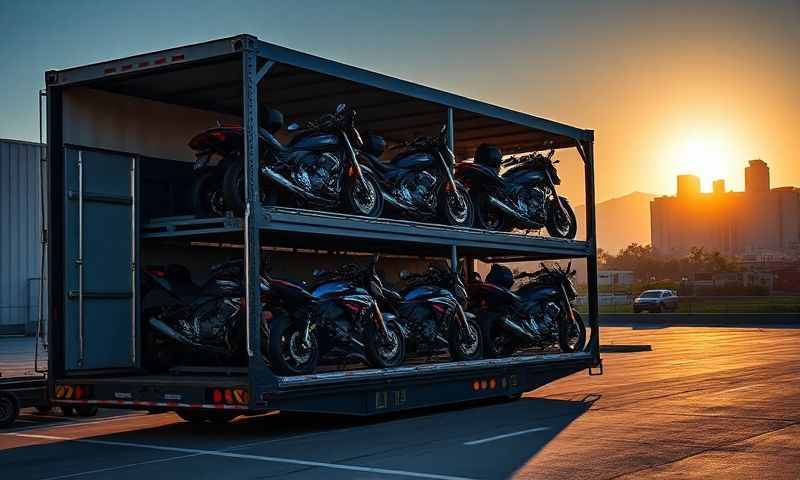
left=1, top=0, right=798, bottom=203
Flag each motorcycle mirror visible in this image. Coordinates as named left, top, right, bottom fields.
left=399, top=270, right=412, bottom=281
left=336, top=103, right=347, bottom=114
left=287, top=123, right=300, bottom=132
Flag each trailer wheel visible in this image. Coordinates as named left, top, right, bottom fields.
left=76, top=405, right=98, bottom=417
left=268, top=312, right=319, bottom=375
left=449, top=316, right=483, bottom=361
left=0, top=393, right=19, bottom=428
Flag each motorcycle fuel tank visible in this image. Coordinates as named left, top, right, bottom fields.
left=290, top=132, right=340, bottom=151
left=391, top=151, right=435, bottom=170
left=502, top=164, right=548, bottom=186
left=515, top=283, right=561, bottom=304
left=312, top=280, right=369, bottom=301
left=403, top=285, right=454, bottom=302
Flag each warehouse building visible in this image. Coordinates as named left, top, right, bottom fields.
left=0, top=138, right=45, bottom=335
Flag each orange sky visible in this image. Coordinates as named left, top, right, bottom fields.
left=1, top=1, right=797, bottom=203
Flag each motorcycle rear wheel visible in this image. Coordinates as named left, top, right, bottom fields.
left=222, top=161, right=278, bottom=216
left=477, top=312, right=515, bottom=358
left=471, top=191, right=508, bottom=231
left=192, top=170, right=225, bottom=218
left=448, top=316, right=483, bottom=361
left=365, top=320, right=405, bottom=368
left=558, top=310, right=586, bottom=353
left=268, top=312, right=319, bottom=375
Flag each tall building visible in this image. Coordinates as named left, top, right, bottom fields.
left=651, top=160, right=800, bottom=257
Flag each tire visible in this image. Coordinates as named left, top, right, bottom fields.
left=478, top=311, right=515, bottom=358
left=192, top=169, right=225, bottom=218
left=439, top=182, right=474, bottom=227
left=76, top=405, right=98, bottom=417
left=546, top=198, right=577, bottom=239
left=0, top=394, right=19, bottom=428
left=344, top=171, right=384, bottom=218
left=448, top=315, right=483, bottom=361
left=177, top=410, right=237, bottom=424
left=222, top=160, right=277, bottom=216
left=471, top=191, right=508, bottom=232
left=558, top=310, right=587, bottom=353
left=365, top=320, right=405, bottom=368
left=267, top=311, right=319, bottom=375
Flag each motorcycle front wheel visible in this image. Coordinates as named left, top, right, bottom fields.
left=448, top=316, right=483, bottom=361
left=222, top=161, right=278, bottom=216
left=344, top=171, right=384, bottom=218
left=364, top=320, right=405, bottom=368
left=558, top=310, right=586, bottom=353
left=545, top=198, right=577, bottom=239
left=439, top=182, right=474, bottom=227
left=192, top=169, right=225, bottom=218
left=267, top=312, right=319, bottom=375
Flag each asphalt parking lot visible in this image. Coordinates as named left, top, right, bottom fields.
left=2, top=325, right=799, bottom=479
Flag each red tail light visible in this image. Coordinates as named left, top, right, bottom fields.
left=212, top=389, right=223, bottom=403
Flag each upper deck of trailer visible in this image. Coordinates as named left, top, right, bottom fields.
left=46, top=34, right=593, bottom=159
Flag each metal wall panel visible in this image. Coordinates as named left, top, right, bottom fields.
left=0, top=139, right=45, bottom=334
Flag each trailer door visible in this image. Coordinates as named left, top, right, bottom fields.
left=63, top=147, right=137, bottom=371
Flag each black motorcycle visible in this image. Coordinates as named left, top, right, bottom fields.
left=187, top=107, right=284, bottom=217
left=141, top=260, right=255, bottom=369
left=380, top=264, right=483, bottom=361
left=455, top=146, right=577, bottom=238
left=266, top=260, right=406, bottom=375
left=219, top=104, right=384, bottom=218
left=358, top=125, right=474, bottom=227
left=467, top=263, right=586, bottom=357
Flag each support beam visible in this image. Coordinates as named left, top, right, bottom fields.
left=256, top=60, right=275, bottom=84
left=241, top=41, right=275, bottom=397
left=578, top=139, right=600, bottom=366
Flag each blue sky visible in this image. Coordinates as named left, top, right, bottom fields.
left=1, top=0, right=797, bottom=201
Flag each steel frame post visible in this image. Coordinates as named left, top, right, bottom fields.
left=241, top=38, right=275, bottom=403
left=578, top=138, right=600, bottom=365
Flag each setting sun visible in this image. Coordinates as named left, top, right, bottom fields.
left=671, top=128, right=739, bottom=192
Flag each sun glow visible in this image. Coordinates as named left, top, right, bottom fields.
left=671, top=128, right=739, bottom=192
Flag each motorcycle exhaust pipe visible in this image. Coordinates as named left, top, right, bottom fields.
left=260, top=165, right=330, bottom=204
left=149, top=318, right=231, bottom=355
left=488, top=196, right=533, bottom=225
left=149, top=317, right=200, bottom=347
left=501, top=317, right=538, bottom=342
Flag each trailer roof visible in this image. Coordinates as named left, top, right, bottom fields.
left=47, top=34, right=592, bottom=157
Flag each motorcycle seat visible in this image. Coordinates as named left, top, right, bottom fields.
left=381, top=286, right=404, bottom=305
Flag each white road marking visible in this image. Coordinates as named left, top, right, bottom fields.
left=463, top=426, right=550, bottom=446
left=6, top=432, right=477, bottom=480
left=40, top=453, right=205, bottom=480
left=8, top=413, right=149, bottom=433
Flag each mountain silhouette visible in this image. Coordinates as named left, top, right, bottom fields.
left=575, top=191, right=656, bottom=254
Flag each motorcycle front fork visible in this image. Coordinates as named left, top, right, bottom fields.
left=454, top=304, right=477, bottom=343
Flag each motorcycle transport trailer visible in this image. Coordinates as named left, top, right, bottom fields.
left=45, top=34, right=601, bottom=417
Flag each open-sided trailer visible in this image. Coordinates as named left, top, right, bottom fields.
left=46, top=34, right=601, bottom=417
